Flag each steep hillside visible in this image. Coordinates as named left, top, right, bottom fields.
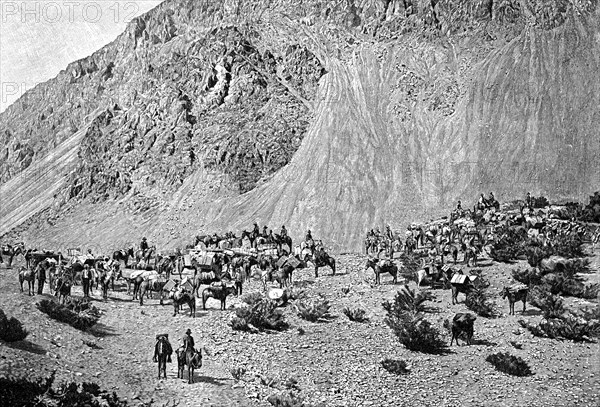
left=1, top=0, right=600, bottom=252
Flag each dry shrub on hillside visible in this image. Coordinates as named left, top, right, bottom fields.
left=381, top=358, right=410, bottom=375
left=343, top=307, right=369, bottom=323
left=295, top=298, right=333, bottom=322
left=486, top=352, right=533, bottom=377
left=36, top=298, right=100, bottom=331
left=489, top=227, right=527, bottom=263
left=0, top=308, right=28, bottom=342
left=383, top=287, right=445, bottom=353
left=465, top=284, right=498, bottom=318
left=519, top=315, right=600, bottom=342
left=230, top=299, right=288, bottom=332
left=0, top=372, right=127, bottom=407
left=241, top=292, right=263, bottom=306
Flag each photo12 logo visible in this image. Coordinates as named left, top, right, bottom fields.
left=0, top=1, right=141, bottom=24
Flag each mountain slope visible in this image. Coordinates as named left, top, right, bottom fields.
left=1, top=0, right=599, bottom=252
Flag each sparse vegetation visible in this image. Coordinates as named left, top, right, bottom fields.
left=0, top=372, right=128, bottom=407
left=531, top=195, right=549, bottom=208
left=465, top=285, right=498, bottom=318
left=295, top=298, right=333, bottom=322
left=0, top=308, right=28, bottom=342
left=230, top=299, right=288, bottom=332
left=241, top=292, right=264, bottom=306
left=381, top=358, right=409, bottom=375
left=36, top=298, right=100, bottom=331
left=519, top=316, right=600, bottom=342
left=489, top=227, right=527, bottom=263
left=343, top=307, right=369, bottom=322
left=528, top=286, right=565, bottom=319
left=383, top=288, right=445, bottom=353
left=486, top=352, right=533, bottom=377
left=229, top=366, right=246, bottom=382
left=266, top=392, right=305, bottom=407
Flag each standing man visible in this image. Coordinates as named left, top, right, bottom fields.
left=82, top=264, right=91, bottom=298
left=140, top=237, right=149, bottom=258
left=525, top=192, right=532, bottom=208
left=36, top=261, right=46, bottom=295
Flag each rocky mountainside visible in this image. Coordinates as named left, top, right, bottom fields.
left=1, top=0, right=599, bottom=251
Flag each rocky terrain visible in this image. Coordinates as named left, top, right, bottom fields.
left=1, top=0, right=599, bottom=252
left=1, top=246, right=599, bottom=406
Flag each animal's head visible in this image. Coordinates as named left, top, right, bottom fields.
left=500, top=287, right=509, bottom=298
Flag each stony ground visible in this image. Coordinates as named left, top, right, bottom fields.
left=1, top=247, right=599, bottom=407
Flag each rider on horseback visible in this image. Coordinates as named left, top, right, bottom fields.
left=253, top=223, right=260, bottom=237
left=262, top=226, right=268, bottom=238
left=182, top=328, right=195, bottom=354
left=280, top=225, right=287, bottom=238
left=140, top=237, right=149, bottom=258
left=385, top=225, right=394, bottom=241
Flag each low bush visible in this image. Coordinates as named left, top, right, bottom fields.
left=0, top=372, right=127, bottom=407
left=342, top=307, right=369, bottom=323
left=295, top=299, right=333, bottom=322
left=266, top=392, right=304, bottom=407
left=385, top=311, right=446, bottom=353
left=229, top=366, right=246, bottom=381
left=531, top=196, right=549, bottom=208
left=489, top=228, right=527, bottom=263
left=486, top=352, right=533, bottom=377
left=381, top=358, right=409, bottom=375
left=519, top=316, right=600, bottom=342
left=550, top=234, right=585, bottom=259
left=0, top=309, right=28, bottom=342
left=528, top=286, right=565, bottom=319
left=230, top=300, right=288, bottom=332
left=465, top=285, right=497, bottom=318
left=382, top=286, right=434, bottom=315
left=241, top=292, right=263, bottom=306
left=512, top=267, right=541, bottom=286
left=36, top=299, right=100, bottom=331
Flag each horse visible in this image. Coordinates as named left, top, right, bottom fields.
left=275, top=264, right=294, bottom=288
left=54, top=276, right=72, bottom=304
left=441, top=242, right=459, bottom=264
left=157, top=257, right=175, bottom=279
left=404, top=236, right=416, bottom=254
left=365, top=257, right=397, bottom=285
left=501, top=286, right=528, bottom=315
left=449, top=313, right=477, bottom=346
left=112, top=247, right=134, bottom=267
left=274, top=233, right=293, bottom=254
left=155, top=335, right=172, bottom=379
left=135, top=245, right=156, bottom=265
left=0, top=242, right=25, bottom=268
left=176, top=347, right=202, bottom=384
left=201, top=283, right=237, bottom=310
left=304, top=250, right=336, bottom=277
left=450, top=274, right=473, bottom=305
left=18, top=267, right=36, bottom=295
left=171, top=291, right=196, bottom=317
left=139, top=277, right=169, bottom=305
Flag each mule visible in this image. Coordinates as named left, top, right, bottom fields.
left=18, top=267, right=36, bottom=295
left=171, top=292, right=196, bottom=317
left=449, top=312, right=476, bottom=346
left=0, top=243, right=25, bottom=268
left=365, top=258, right=397, bottom=285
left=501, top=286, right=528, bottom=315
left=112, top=247, right=134, bottom=267
left=54, top=276, right=72, bottom=304
left=139, top=278, right=169, bottom=305
left=154, top=335, right=172, bottom=379
left=305, top=250, right=336, bottom=277
left=176, top=348, right=202, bottom=384
left=201, top=284, right=237, bottom=310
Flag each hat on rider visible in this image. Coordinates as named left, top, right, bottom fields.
left=185, top=328, right=191, bottom=335
left=142, top=237, right=147, bottom=241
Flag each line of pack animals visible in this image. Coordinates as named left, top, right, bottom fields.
left=2, top=193, right=599, bottom=321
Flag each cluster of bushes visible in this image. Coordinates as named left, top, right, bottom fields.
left=295, top=298, right=333, bottom=322
left=230, top=299, right=288, bottom=332
left=0, top=372, right=127, bottom=407
left=36, top=298, right=100, bottom=331
left=343, top=307, right=369, bottom=323
left=382, top=287, right=445, bottom=353
left=529, top=195, right=550, bottom=208
left=485, top=352, right=533, bottom=377
left=489, top=227, right=527, bottom=263
left=465, top=278, right=498, bottom=318
left=513, top=259, right=599, bottom=299
left=562, top=192, right=600, bottom=223
left=0, top=309, right=28, bottom=342
left=519, top=289, right=600, bottom=342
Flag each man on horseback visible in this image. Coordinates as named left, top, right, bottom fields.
left=253, top=223, right=260, bottom=237
left=140, top=237, right=149, bottom=258
left=262, top=225, right=268, bottom=238
left=181, top=328, right=195, bottom=354
left=280, top=225, right=288, bottom=239
left=385, top=225, right=394, bottom=241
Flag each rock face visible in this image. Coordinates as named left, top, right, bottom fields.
left=1, top=0, right=600, bottom=251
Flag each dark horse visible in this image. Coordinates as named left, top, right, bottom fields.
left=0, top=242, right=25, bottom=268
left=112, top=247, right=134, bottom=267
left=177, top=347, right=202, bottom=384
left=154, top=334, right=172, bottom=379
left=274, top=233, right=293, bottom=254
left=365, top=257, right=398, bottom=285
left=304, top=250, right=336, bottom=277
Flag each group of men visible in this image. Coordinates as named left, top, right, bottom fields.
left=153, top=328, right=195, bottom=364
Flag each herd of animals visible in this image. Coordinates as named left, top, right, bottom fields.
left=1, top=192, right=599, bottom=383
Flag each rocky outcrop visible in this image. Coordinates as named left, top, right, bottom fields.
left=1, top=0, right=599, bottom=252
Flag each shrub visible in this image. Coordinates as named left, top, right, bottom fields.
left=528, top=286, right=565, bottom=319
left=0, top=372, right=128, bottom=407
left=486, top=352, right=533, bottom=376
left=465, top=286, right=497, bottom=318
left=229, top=366, right=246, bottom=381
left=295, top=299, right=332, bottom=322
left=381, top=358, right=409, bottom=375
left=519, top=316, right=600, bottom=342
left=0, top=309, right=28, bottom=342
left=241, top=292, right=263, bottom=306
left=531, top=196, right=549, bottom=208
left=385, top=311, right=446, bottom=353
left=512, top=267, right=541, bottom=286
left=382, top=286, right=434, bottom=315
left=266, top=392, right=304, bottom=407
left=489, top=228, right=527, bottom=262
left=343, top=307, right=369, bottom=323
left=550, top=234, right=585, bottom=259
left=230, top=300, right=288, bottom=332
left=36, top=299, right=100, bottom=331
left=397, top=253, right=421, bottom=278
